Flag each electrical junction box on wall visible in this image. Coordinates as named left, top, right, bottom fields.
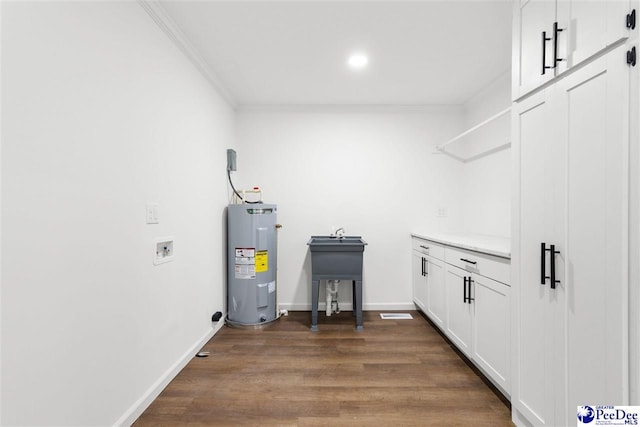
left=153, top=237, right=174, bottom=265
left=227, top=148, right=237, bottom=171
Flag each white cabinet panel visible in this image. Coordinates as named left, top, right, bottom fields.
left=411, top=238, right=445, bottom=328
left=558, top=45, right=629, bottom=425
left=445, top=246, right=510, bottom=285
left=412, top=250, right=427, bottom=312
left=513, top=0, right=631, bottom=100
left=426, top=256, right=446, bottom=329
left=473, top=275, right=511, bottom=395
left=445, top=264, right=473, bottom=358
left=512, top=89, right=557, bottom=427
left=512, top=44, right=630, bottom=427
left=559, top=0, right=630, bottom=68
left=514, top=0, right=556, bottom=97
left=411, top=238, right=445, bottom=260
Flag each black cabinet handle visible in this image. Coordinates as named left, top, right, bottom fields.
left=420, top=245, right=429, bottom=250
left=542, top=31, right=552, bottom=75
left=541, top=242, right=560, bottom=288
left=463, top=277, right=468, bottom=303
left=627, top=9, right=636, bottom=29
left=549, top=244, right=559, bottom=289
left=549, top=245, right=556, bottom=289
left=421, top=257, right=425, bottom=276
left=460, top=258, right=477, bottom=265
left=553, top=22, right=565, bottom=67
left=627, top=46, right=636, bottom=66
left=467, top=278, right=474, bottom=304
left=541, top=242, right=546, bottom=285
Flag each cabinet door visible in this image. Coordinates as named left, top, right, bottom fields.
left=512, top=89, right=557, bottom=427
left=473, top=275, right=511, bottom=395
left=426, top=256, right=446, bottom=329
left=513, top=0, right=630, bottom=99
left=445, top=264, right=473, bottom=357
left=554, top=44, right=629, bottom=426
left=411, top=250, right=427, bottom=312
left=513, top=0, right=556, bottom=99
left=557, top=0, right=629, bottom=71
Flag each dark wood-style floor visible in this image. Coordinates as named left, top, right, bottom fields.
left=134, top=310, right=513, bottom=426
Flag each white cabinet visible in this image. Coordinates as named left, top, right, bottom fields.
left=411, top=235, right=511, bottom=396
left=558, top=0, right=630, bottom=67
left=473, top=274, right=511, bottom=395
left=444, top=246, right=511, bottom=396
left=411, top=238, right=446, bottom=328
left=513, top=0, right=631, bottom=99
left=425, top=256, right=446, bottom=329
left=445, top=263, right=473, bottom=358
left=513, top=0, right=557, bottom=97
left=512, top=44, right=630, bottom=426
left=411, top=250, right=427, bottom=312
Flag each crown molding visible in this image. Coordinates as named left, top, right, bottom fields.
left=138, top=0, right=237, bottom=109
left=236, top=104, right=464, bottom=114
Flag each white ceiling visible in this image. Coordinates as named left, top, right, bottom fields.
left=158, top=1, right=512, bottom=107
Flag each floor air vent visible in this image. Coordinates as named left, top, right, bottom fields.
left=380, top=313, right=413, bottom=320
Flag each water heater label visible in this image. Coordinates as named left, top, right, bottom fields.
left=234, top=248, right=256, bottom=279
left=235, top=264, right=255, bottom=279
left=235, top=248, right=255, bottom=258
left=255, top=250, right=268, bottom=273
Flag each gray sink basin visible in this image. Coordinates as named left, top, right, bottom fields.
left=307, top=235, right=367, bottom=277
left=307, top=236, right=367, bottom=251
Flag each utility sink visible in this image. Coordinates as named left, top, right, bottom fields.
left=307, top=235, right=367, bottom=251
left=307, top=235, right=367, bottom=277
left=307, top=235, right=367, bottom=331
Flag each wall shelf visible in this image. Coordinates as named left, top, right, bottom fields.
left=435, top=107, right=511, bottom=163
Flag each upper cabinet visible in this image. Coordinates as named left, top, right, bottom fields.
left=513, top=0, right=632, bottom=100
left=513, top=0, right=557, bottom=97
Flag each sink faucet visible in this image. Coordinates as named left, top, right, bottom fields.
left=332, top=227, right=345, bottom=238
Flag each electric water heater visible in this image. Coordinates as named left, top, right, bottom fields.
left=226, top=204, right=277, bottom=326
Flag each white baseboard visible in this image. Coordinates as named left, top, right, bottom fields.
left=114, top=317, right=226, bottom=427
left=363, top=302, right=416, bottom=311
left=279, top=302, right=415, bottom=311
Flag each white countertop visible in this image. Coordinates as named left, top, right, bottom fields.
left=411, top=231, right=511, bottom=259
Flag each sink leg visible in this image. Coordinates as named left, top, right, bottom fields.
left=355, top=280, right=363, bottom=331
left=352, top=281, right=356, bottom=317
left=311, top=279, right=320, bottom=331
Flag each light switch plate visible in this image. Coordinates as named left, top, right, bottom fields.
left=146, top=203, right=159, bottom=224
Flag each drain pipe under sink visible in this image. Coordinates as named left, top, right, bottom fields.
left=326, top=280, right=340, bottom=316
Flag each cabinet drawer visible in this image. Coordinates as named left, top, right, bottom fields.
left=412, top=238, right=445, bottom=260
left=445, top=246, right=509, bottom=285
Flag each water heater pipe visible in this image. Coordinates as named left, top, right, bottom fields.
left=232, top=187, right=263, bottom=204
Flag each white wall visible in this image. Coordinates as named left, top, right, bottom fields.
left=1, top=2, right=233, bottom=425
left=235, top=108, right=464, bottom=310
left=455, top=72, right=511, bottom=237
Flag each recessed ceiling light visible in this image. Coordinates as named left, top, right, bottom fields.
left=348, top=53, right=368, bottom=69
